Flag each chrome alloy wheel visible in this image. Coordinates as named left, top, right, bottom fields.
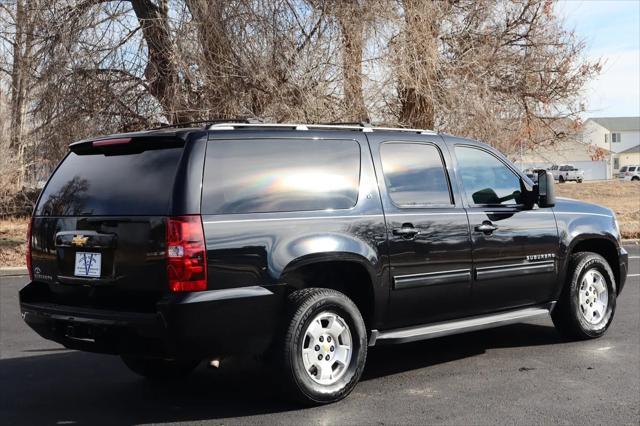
left=578, top=268, right=609, bottom=324
left=301, top=312, right=353, bottom=385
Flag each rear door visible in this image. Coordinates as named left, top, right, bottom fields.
left=450, top=142, right=560, bottom=314
left=30, top=135, right=202, bottom=311
left=369, top=135, right=473, bottom=329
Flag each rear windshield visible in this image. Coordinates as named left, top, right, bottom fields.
left=36, top=147, right=183, bottom=216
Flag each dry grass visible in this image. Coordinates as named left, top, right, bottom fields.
left=0, top=216, right=28, bottom=268
left=0, top=181, right=638, bottom=268
left=555, top=180, right=640, bottom=240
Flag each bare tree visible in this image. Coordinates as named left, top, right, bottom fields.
left=0, top=0, right=601, bottom=210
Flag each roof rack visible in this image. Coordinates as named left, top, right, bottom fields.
left=151, top=118, right=262, bottom=130
left=207, top=122, right=436, bottom=135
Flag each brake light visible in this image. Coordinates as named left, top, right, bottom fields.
left=26, top=218, right=33, bottom=280
left=166, top=216, right=207, bottom=292
left=92, top=137, right=131, bottom=147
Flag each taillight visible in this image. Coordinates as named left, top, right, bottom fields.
left=26, top=218, right=33, bottom=280
left=166, top=215, right=207, bottom=292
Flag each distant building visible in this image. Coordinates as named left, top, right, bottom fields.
left=582, top=117, right=640, bottom=177
left=516, top=116, right=640, bottom=180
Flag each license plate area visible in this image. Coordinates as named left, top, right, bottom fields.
left=74, top=252, right=102, bottom=277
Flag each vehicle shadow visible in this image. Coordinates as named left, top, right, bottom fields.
left=0, top=323, right=563, bottom=425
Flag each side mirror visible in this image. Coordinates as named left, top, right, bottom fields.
left=537, top=170, right=555, bottom=207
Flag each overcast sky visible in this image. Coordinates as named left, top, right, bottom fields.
left=555, top=0, right=640, bottom=118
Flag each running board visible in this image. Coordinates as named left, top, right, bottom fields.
left=369, top=303, right=555, bottom=346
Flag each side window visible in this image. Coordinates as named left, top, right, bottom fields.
left=455, top=146, right=523, bottom=206
left=380, top=143, right=452, bottom=207
left=202, top=139, right=361, bottom=214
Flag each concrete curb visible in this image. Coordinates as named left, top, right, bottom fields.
left=0, top=267, right=28, bottom=277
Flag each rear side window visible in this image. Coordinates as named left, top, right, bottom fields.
left=620, top=166, right=628, bottom=172
left=380, top=143, right=452, bottom=207
left=629, top=167, right=637, bottom=172
left=202, top=139, right=361, bottom=214
left=36, top=147, right=184, bottom=216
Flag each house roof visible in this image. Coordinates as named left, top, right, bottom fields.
left=618, top=145, right=640, bottom=154
left=587, top=117, right=640, bottom=131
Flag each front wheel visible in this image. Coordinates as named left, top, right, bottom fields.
left=552, top=252, right=617, bottom=340
left=121, top=355, right=200, bottom=380
left=280, top=288, right=368, bottom=405
left=559, top=175, right=565, bottom=183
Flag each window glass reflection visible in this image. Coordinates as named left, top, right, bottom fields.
left=380, top=143, right=452, bottom=207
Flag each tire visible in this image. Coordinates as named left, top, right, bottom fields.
left=280, top=288, right=367, bottom=405
left=552, top=252, right=617, bottom=340
left=559, top=175, right=565, bottom=183
left=632, top=176, right=639, bottom=181
left=577, top=179, right=583, bottom=183
left=121, top=355, right=200, bottom=380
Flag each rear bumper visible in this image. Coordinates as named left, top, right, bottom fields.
left=20, top=282, right=283, bottom=359
left=618, top=247, right=628, bottom=294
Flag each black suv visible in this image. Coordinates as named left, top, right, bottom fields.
left=21, top=123, right=629, bottom=404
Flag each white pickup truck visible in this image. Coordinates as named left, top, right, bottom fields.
left=549, top=164, right=584, bottom=183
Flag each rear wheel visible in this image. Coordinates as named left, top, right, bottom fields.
left=280, top=288, right=367, bottom=405
left=552, top=252, right=616, bottom=340
left=632, top=176, right=639, bottom=181
left=559, top=175, right=565, bottom=183
left=121, top=355, right=200, bottom=380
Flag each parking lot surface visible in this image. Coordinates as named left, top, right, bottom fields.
left=1, top=245, right=638, bottom=425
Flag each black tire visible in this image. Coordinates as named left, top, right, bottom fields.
left=121, top=355, right=200, bottom=380
left=280, top=288, right=367, bottom=405
left=559, top=175, right=565, bottom=183
left=632, top=176, right=639, bottom=181
left=577, top=179, right=583, bottom=183
left=552, top=252, right=617, bottom=340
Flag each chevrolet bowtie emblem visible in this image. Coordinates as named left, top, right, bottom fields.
left=71, top=235, right=89, bottom=247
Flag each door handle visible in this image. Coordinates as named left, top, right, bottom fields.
left=475, top=221, right=498, bottom=234
left=393, top=224, right=420, bottom=239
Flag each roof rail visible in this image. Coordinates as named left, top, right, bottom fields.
left=151, top=118, right=261, bottom=130
left=207, top=122, right=436, bottom=135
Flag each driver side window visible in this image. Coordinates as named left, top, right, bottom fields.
left=455, top=146, right=523, bottom=206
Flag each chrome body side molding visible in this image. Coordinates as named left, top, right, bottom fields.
left=393, top=269, right=471, bottom=290
left=475, top=260, right=556, bottom=281
left=369, top=303, right=555, bottom=346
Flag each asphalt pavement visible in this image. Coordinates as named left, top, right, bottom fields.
left=1, top=245, right=638, bottom=425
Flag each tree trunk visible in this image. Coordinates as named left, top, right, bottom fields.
left=398, top=0, right=440, bottom=130
left=130, top=0, right=190, bottom=123
left=337, top=5, right=368, bottom=122
left=9, top=0, right=37, bottom=189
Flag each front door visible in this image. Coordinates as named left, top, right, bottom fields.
left=451, top=144, right=560, bottom=314
left=370, top=137, right=473, bottom=329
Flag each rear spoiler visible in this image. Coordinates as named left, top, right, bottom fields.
left=69, top=134, right=185, bottom=154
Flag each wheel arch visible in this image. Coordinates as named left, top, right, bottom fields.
left=280, top=252, right=381, bottom=330
left=566, top=237, right=620, bottom=293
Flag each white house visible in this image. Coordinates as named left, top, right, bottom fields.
left=582, top=117, right=640, bottom=177
left=516, top=116, right=640, bottom=180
